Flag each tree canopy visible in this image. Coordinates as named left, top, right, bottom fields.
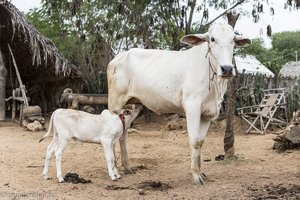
left=26, top=0, right=300, bottom=93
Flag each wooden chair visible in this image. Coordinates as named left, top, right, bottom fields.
left=237, top=88, right=288, bottom=134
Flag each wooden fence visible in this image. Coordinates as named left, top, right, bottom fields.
left=220, top=73, right=300, bottom=120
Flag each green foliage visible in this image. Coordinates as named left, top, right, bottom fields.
left=238, top=31, right=300, bottom=73
left=37, top=0, right=188, bottom=51
left=238, top=38, right=267, bottom=60
left=272, top=31, right=300, bottom=64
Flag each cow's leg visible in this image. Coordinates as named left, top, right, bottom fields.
left=55, top=139, right=69, bottom=183
left=43, top=137, right=58, bottom=180
left=119, top=130, right=134, bottom=174
left=103, top=142, right=121, bottom=180
left=185, top=103, right=210, bottom=185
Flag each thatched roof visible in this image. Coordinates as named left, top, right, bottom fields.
left=235, top=55, right=274, bottom=77
left=0, top=1, right=83, bottom=83
left=280, top=61, right=300, bottom=78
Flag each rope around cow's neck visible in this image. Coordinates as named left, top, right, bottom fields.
left=205, top=46, right=217, bottom=90
left=205, top=46, right=225, bottom=112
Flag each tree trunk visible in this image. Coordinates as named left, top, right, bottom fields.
left=186, top=0, right=197, bottom=34
left=0, top=49, right=7, bottom=121
left=224, top=11, right=240, bottom=159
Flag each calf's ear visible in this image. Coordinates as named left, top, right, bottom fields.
left=234, top=35, right=251, bottom=47
left=180, top=34, right=209, bottom=46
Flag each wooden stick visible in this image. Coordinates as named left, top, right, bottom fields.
left=8, top=44, right=29, bottom=107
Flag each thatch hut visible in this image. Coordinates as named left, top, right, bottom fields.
left=279, top=61, right=300, bottom=113
left=0, top=1, right=84, bottom=120
left=279, top=61, right=300, bottom=78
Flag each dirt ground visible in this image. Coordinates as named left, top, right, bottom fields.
left=0, top=114, right=299, bottom=200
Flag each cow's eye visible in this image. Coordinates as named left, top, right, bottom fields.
left=211, top=37, right=215, bottom=42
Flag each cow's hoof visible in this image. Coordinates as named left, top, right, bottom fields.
left=124, top=167, right=135, bottom=174
left=192, top=176, right=205, bottom=185
left=116, top=174, right=121, bottom=179
left=201, top=172, right=207, bottom=180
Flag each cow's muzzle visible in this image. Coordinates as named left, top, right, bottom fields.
left=220, top=65, right=233, bottom=78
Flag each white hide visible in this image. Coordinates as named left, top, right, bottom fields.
left=107, top=23, right=250, bottom=185
left=40, top=105, right=142, bottom=183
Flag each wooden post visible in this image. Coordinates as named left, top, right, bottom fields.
left=12, top=99, right=16, bottom=122
left=0, top=49, right=6, bottom=121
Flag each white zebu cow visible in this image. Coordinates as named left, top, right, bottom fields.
left=107, top=23, right=250, bottom=185
left=39, top=105, right=142, bottom=182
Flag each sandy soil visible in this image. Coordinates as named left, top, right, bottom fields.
left=0, top=114, right=299, bottom=200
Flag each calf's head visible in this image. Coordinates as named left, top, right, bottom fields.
left=119, top=104, right=143, bottom=127
left=180, top=23, right=251, bottom=78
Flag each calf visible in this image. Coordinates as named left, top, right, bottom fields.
left=39, top=104, right=142, bottom=182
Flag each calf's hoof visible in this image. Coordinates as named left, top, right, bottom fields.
left=58, top=177, right=65, bottom=183
left=43, top=175, right=51, bottom=180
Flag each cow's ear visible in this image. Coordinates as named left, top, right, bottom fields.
left=234, top=35, right=251, bottom=47
left=180, top=34, right=209, bottom=46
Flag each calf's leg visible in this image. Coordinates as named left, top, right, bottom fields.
left=103, top=142, right=121, bottom=180
left=43, top=137, right=58, bottom=180
left=55, top=139, right=69, bottom=183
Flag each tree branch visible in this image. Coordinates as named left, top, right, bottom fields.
left=198, top=0, right=246, bottom=32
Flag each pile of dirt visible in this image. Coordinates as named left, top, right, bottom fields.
left=273, top=110, right=300, bottom=152
left=247, top=184, right=300, bottom=199
left=210, top=116, right=246, bottom=134
left=137, top=181, right=172, bottom=191
left=163, top=114, right=186, bottom=131
left=105, top=181, right=172, bottom=195
left=161, top=113, right=246, bottom=134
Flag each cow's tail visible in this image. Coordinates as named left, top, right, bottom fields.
left=39, top=112, right=55, bottom=143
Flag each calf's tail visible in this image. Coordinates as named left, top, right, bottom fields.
left=39, top=112, right=55, bottom=143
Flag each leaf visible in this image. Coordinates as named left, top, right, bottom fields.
left=270, top=7, right=275, bottom=15
left=258, top=4, right=263, bottom=13
left=267, top=25, right=272, bottom=37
